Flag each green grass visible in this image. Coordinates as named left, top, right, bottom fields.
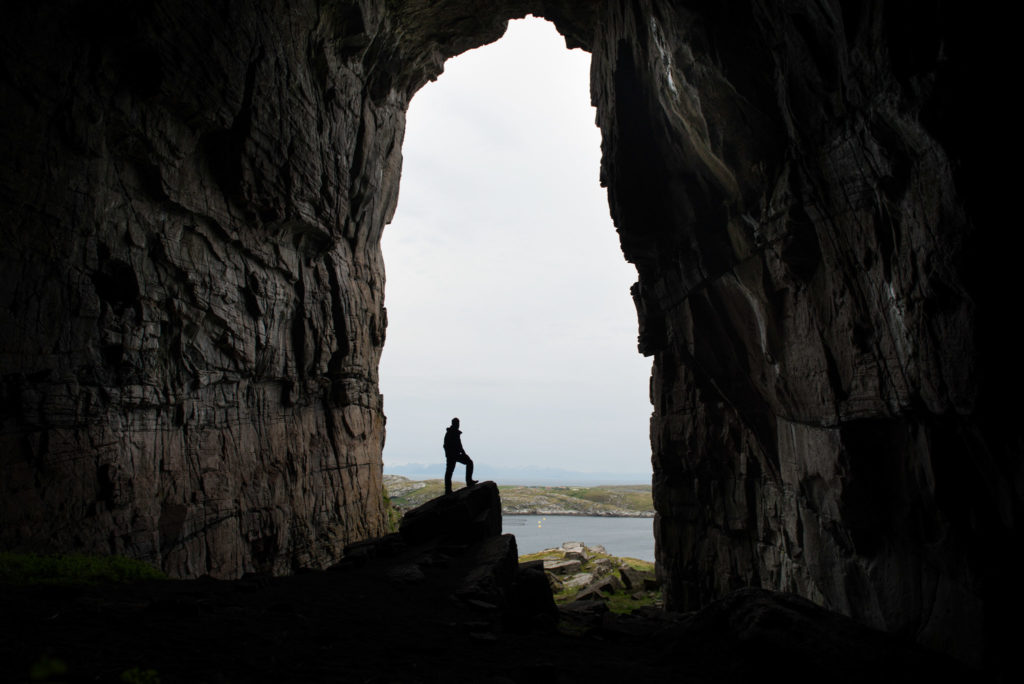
left=383, top=475, right=654, bottom=516
left=564, top=486, right=653, bottom=511
left=382, top=485, right=402, bottom=533
left=0, top=552, right=166, bottom=586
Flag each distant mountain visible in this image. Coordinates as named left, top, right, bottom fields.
left=384, top=462, right=650, bottom=486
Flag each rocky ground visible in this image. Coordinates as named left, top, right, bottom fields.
left=1, top=483, right=977, bottom=683
left=385, top=475, right=653, bottom=517
left=521, top=542, right=661, bottom=613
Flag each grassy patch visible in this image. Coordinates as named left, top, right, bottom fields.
left=382, top=485, right=402, bottom=533
left=0, top=552, right=165, bottom=586
left=605, top=590, right=657, bottom=614
left=383, top=475, right=654, bottom=516
left=565, top=486, right=653, bottom=511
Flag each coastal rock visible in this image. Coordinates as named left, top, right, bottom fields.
left=562, top=573, right=595, bottom=591
left=574, top=574, right=623, bottom=602
left=0, top=0, right=1011, bottom=672
left=542, top=559, right=582, bottom=575
left=618, top=566, right=649, bottom=592
left=561, top=541, right=590, bottom=563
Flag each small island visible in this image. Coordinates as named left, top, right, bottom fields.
left=384, top=474, right=654, bottom=517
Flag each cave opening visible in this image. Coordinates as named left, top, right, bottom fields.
left=380, top=17, right=654, bottom=556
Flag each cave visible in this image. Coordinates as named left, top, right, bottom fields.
left=0, top=0, right=1015, bottom=675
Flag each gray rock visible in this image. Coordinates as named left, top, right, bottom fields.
left=560, top=542, right=588, bottom=558
left=561, top=573, right=594, bottom=591
left=574, top=574, right=623, bottom=602
left=542, top=559, right=582, bottom=575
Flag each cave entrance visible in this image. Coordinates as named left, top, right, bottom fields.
left=381, top=17, right=654, bottom=560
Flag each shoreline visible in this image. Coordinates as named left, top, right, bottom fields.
left=501, top=511, right=654, bottom=519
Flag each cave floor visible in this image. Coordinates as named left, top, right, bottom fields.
left=0, top=544, right=970, bottom=684
left=0, top=552, right=693, bottom=684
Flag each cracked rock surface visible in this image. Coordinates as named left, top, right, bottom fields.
left=0, top=0, right=1014, bottom=673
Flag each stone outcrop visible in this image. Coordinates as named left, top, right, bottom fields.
left=350, top=481, right=557, bottom=625
left=0, top=0, right=1013, bottom=673
left=0, top=0, right=404, bottom=578
left=398, top=480, right=502, bottom=546
left=587, top=2, right=1010, bottom=670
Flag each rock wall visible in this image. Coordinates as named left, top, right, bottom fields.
left=587, top=0, right=1013, bottom=668
left=0, top=0, right=407, bottom=577
left=0, top=0, right=1014, bottom=669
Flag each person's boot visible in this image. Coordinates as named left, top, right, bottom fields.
left=466, top=479, right=479, bottom=487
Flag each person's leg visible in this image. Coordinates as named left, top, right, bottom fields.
left=463, top=455, right=476, bottom=486
left=444, top=458, right=455, bottom=494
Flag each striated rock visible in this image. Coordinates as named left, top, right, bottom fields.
left=0, top=0, right=404, bottom=578
left=542, top=559, right=581, bottom=575
left=0, top=0, right=1013, bottom=674
left=561, top=541, right=589, bottom=562
left=586, top=2, right=1010, bottom=669
left=561, top=573, right=595, bottom=591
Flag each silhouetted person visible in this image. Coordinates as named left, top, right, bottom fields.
left=443, top=417, right=477, bottom=494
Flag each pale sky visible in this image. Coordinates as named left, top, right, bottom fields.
left=379, top=17, right=653, bottom=478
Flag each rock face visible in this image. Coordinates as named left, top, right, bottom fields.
left=0, top=0, right=401, bottom=577
left=0, top=0, right=1013, bottom=672
left=587, top=2, right=1009, bottom=670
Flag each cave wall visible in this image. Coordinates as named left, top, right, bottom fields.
left=0, top=0, right=1015, bottom=668
left=587, top=0, right=1014, bottom=668
left=0, top=0, right=544, bottom=578
left=0, top=0, right=408, bottom=577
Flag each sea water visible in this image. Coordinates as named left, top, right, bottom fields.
left=503, top=515, right=654, bottom=562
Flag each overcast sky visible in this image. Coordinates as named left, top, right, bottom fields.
left=379, top=17, right=653, bottom=479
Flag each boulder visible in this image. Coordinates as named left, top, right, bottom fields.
left=507, top=561, right=559, bottom=631
left=589, top=558, right=613, bottom=576
left=399, top=481, right=501, bottom=546
left=542, top=559, right=582, bottom=575
left=561, top=542, right=588, bottom=560
left=573, top=574, right=624, bottom=602
left=619, top=566, right=645, bottom=591
left=561, top=573, right=594, bottom=591
left=456, top=533, right=519, bottom=606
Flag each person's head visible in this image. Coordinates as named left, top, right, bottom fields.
left=451, top=417, right=459, bottom=427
